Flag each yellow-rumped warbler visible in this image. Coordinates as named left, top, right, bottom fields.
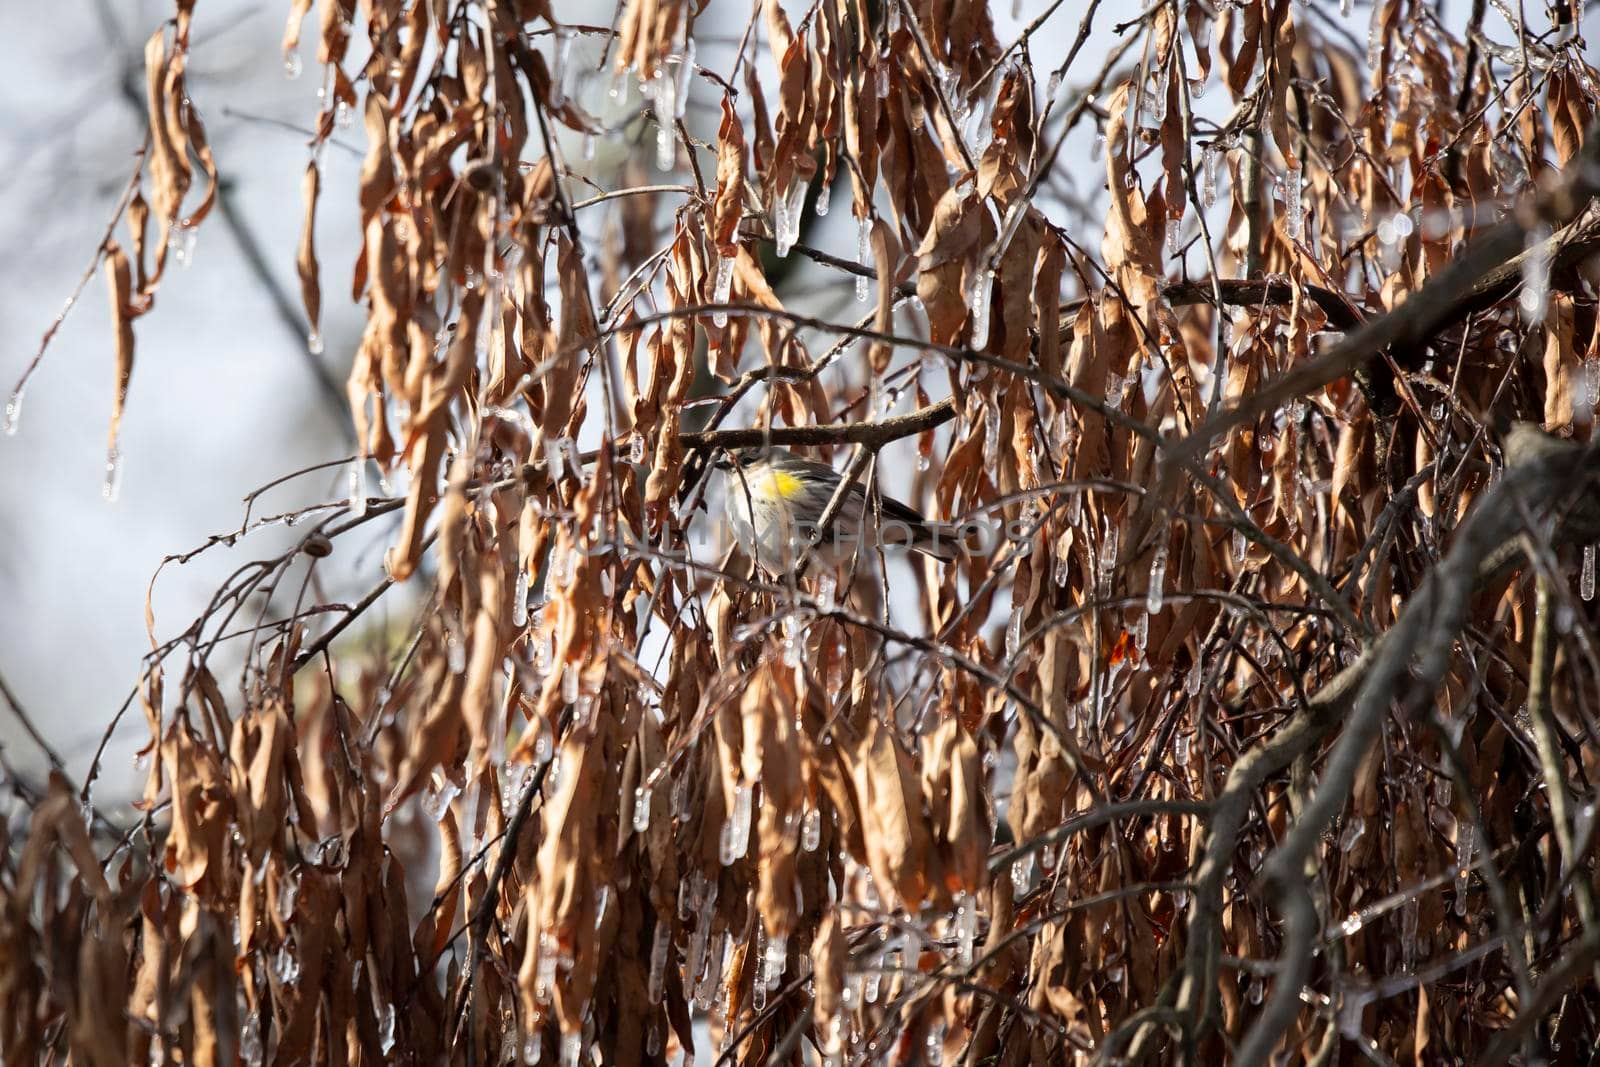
left=715, top=447, right=961, bottom=571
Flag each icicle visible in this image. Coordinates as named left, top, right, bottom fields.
left=1104, top=372, right=1125, bottom=411
left=3, top=387, right=22, bottom=436
left=581, top=132, right=596, bottom=160
left=378, top=1003, right=397, bottom=1052
left=1582, top=545, right=1596, bottom=601
left=1283, top=166, right=1303, bottom=241
left=954, top=893, right=979, bottom=968
left=648, top=923, right=670, bottom=1003
left=240, top=1014, right=264, bottom=1067
left=926, top=1021, right=947, bottom=1066
left=1173, top=731, right=1190, bottom=767
left=1164, top=217, right=1182, bottom=255
left=855, top=217, right=872, bottom=301
left=102, top=443, right=122, bottom=503
left=814, top=178, right=831, bottom=217
left=560, top=1034, right=582, bottom=1067
left=1520, top=224, right=1552, bottom=322
left=170, top=225, right=197, bottom=268
left=1140, top=63, right=1168, bottom=126
left=513, top=569, right=530, bottom=627
left=283, top=49, right=303, bottom=79
left=334, top=99, right=352, bottom=129
left=1099, top=521, right=1119, bottom=588
left=1231, top=529, right=1247, bottom=564
left=675, top=40, right=696, bottom=118
left=775, top=180, right=808, bottom=257
left=550, top=30, right=575, bottom=109
left=711, top=253, right=735, bottom=327
left=1339, top=815, right=1366, bottom=850
left=1247, top=978, right=1265, bottom=1005
left=608, top=63, right=631, bottom=102
left=422, top=774, right=460, bottom=818
left=1201, top=145, right=1220, bottom=209
left=1004, top=604, right=1023, bottom=660
left=1147, top=543, right=1168, bottom=613
left=1454, top=823, right=1477, bottom=916
left=651, top=71, right=677, bottom=172
left=545, top=435, right=567, bottom=481
left=535, top=932, right=559, bottom=1003
left=1186, top=661, right=1203, bottom=695
left=347, top=457, right=368, bottom=516
left=801, top=807, right=822, bottom=851
left=632, top=785, right=652, bottom=833
left=764, top=931, right=788, bottom=990
left=1010, top=851, right=1033, bottom=894
left=273, top=943, right=300, bottom=985
left=982, top=404, right=1001, bottom=468
left=967, top=268, right=995, bottom=349
left=276, top=871, right=300, bottom=921
left=523, top=1031, right=543, bottom=1065
left=720, top=783, right=752, bottom=864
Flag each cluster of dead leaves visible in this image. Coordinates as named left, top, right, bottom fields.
left=6, top=0, right=1600, bottom=1063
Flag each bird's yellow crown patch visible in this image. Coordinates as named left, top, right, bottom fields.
left=762, top=468, right=806, bottom=501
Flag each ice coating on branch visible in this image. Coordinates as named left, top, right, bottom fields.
left=855, top=217, right=872, bottom=301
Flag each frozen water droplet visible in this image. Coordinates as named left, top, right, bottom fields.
left=102, top=443, right=123, bottom=503
left=347, top=457, right=367, bottom=516
left=3, top=387, right=23, bottom=436
left=801, top=806, right=822, bottom=851
left=307, top=329, right=324, bottom=356
left=967, top=268, right=995, bottom=349
left=283, top=50, right=303, bottom=80
left=1582, top=544, right=1596, bottom=601
left=631, top=785, right=652, bottom=833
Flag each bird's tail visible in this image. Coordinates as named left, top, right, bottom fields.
left=909, top=520, right=965, bottom=562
